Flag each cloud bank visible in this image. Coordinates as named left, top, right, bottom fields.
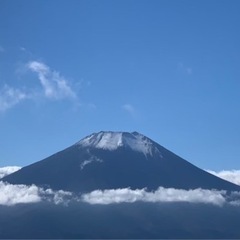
left=0, top=181, right=72, bottom=206
left=1, top=166, right=240, bottom=207
left=82, top=187, right=226, bottom=206
left=0, top=181, right=41, bottom=206
left=207, top=170, right=240, bottom=186
left=1, top=180, right=240, bottom=207
left=0, top=166, right=22, bottom=179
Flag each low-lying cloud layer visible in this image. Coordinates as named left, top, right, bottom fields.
left=1, top=166, right=240, bottom=207
left=82, top=187, right=226, bottom=206
left=0, top=181, right=41, bottom=206
left=1, top=181, right=240, bottom=207
left=207, top=170, right=240, bottom=186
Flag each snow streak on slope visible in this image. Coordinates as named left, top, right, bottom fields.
left=80, top=156, right=103, bottom=170
left=77, top=131, right=162, bottom=157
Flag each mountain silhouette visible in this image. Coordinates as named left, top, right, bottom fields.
left=2, top=131, right=240, bottom=192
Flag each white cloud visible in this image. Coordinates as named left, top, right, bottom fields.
left=0, top=181, right=41, bottom=206
left=0, top=166, right=22, bottom=179
left=40, top=188, right=72, bottom=205
left=82, top=187, right=226, bottom=206
left=228, top=191, right=240, bottom=206
left=1, top=169, right=240, bottom=207
left=122, top=104, right=135, bottom=116
left=0, top=59, right=84, bottom=113
left=0, top=85, right=28, bottom=112
left=0, top=181, right=72, bottom=206
left=206, top=170, right=240, bottom=186
left=0, top=46, right=4, bottom=52
left=0, top=181, right=230, bottom=207
left=27, top=61, right=76, bottom=100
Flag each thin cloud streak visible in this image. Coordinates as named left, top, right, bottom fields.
left=0, top=85, right=28, bottom=112
left=178, top=62, right=193, bottom=75
left=122, top=104, right=136, bottom=116
left=0, top=59, right=90, bottom=112
left=28, top=61, right=76, bottom=100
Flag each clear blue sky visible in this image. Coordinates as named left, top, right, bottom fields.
left=0, top=0, right=240, bottom=171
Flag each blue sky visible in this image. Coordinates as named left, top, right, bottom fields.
left=0, top=0, right=240, bottom=171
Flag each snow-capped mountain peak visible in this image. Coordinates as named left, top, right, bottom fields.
left=76, top=131, right=161, bottom=157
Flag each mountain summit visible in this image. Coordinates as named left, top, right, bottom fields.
left=2, top=131, right=240, bottom=192
left=76, top=131, right=161, bottom=157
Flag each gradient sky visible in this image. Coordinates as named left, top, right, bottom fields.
left=0, top=0, right=240, bottom=171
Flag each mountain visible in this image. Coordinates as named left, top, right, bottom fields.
left=1, top=131, right=240, bottom=239
left=2, top=131, right=240, bottom=192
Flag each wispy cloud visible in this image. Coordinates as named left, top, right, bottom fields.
left=0, top=166, right=22, bottom=179
left=0, top=85, right=28, bottom=112
left=207, top=170, right=240, bottom=186
left=228, top=191, right=240, bottom=206
left=186, top=67, right=192, bottom=75
left=27, top=61, right=76, bottom=100
left=178, top=62, right=193, bottom=75
left=0, top=61, right=78, bottom=112
left=122, top=104, right=136, bottom=116
left=0, top=46, right=4, bottom=52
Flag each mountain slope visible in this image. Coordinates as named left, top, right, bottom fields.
left=2, top=131, right=240, bottom=192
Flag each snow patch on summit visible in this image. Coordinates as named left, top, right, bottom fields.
left=77, top=131, right=162, bottom=157
left=83, top=132, right=124, bottom=150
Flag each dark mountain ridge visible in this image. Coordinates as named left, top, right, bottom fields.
left=2, top=131, right=240, bottom=192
